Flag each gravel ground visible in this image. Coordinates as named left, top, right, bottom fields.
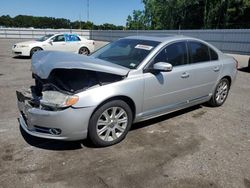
left=0, top=39, right=250, bottom=188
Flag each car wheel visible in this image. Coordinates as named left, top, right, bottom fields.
left=30, top=47, right=43, bottom=57
left=88, top=100, right=133, bottom=147
left=208, top=78, right=230, bottom=107
left=79, top=47, right=90, bottom=55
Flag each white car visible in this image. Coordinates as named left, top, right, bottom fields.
left=12, top=33, right=95, bottom=57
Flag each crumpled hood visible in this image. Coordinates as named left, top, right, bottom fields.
left=31, top=51, right=130, bottom=79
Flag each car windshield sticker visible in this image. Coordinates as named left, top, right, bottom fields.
left=135, top=44, right=153, bottom=50
left=130, top=63, right=136, bottom=67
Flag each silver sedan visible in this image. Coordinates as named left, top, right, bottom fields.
left=17, top=35, right=237, bottom=146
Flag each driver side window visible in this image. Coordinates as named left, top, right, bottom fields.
left=52, top=35, right=65, bottom=42
left=153, top=42, right=188, bottom=67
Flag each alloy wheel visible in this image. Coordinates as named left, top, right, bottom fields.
left=79, top=47, right=89, bottom=55
left=215, top=80, right=229, bottom=104
left=96, top=107, right=128, bottom=142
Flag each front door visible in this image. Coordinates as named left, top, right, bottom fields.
left=142, top=41, right=192, bottom=117
left=44, top=34, right=68, bottom=52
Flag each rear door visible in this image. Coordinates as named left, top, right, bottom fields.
left=64, top=34, right=82, bottom=53
left=186, top=41, right=222, bottom=99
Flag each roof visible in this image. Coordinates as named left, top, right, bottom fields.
left=125, top=35, right=195, bottom=43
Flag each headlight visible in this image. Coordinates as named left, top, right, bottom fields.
left=40, top=91, right=79, bottom=108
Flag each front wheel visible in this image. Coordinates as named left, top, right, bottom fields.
left=30, top=47, right=43, bottom=57
left=208, top=78, right=230, bottom=107
left=88, top=100, right=133, bottom=147
left=78, top=47, right=90, bottom=55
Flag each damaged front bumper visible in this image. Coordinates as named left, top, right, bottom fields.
left=16, top=88, right=95, bottom=141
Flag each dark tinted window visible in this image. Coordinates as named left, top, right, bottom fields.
left=209, top=48, right=218, bottom=60
left=153, top=42, right=188, bottom=66
left=189, top=42, right=210, bottom=63
left=52, top=35, right=65, bottom=42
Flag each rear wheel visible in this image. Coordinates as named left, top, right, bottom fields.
left=88, top=100, right=132, bottom=147
left=30, top=47, right=43, bottom=57
left=79, top=47, right=90, bottom=55
left=208, top=78, right=230, bottom=107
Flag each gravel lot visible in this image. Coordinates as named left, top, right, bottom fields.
left=0, top=39, right=249, bottom=188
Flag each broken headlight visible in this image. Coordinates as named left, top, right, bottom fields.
left=40, top=91, right=79, bottom=108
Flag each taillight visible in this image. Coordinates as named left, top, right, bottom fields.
left=233, top=57, right=239, bottom=69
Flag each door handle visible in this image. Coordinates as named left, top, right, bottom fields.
left=213, top=66, right=220, bottom=72
left=181, top=72, right=190, bottom=78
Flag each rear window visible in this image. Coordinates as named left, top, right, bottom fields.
left=189, top=41, right=210, bottom=63
left=65, top=34, right=81, bottom=42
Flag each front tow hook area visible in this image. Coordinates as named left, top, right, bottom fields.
left=16, top=87, right=41, bottom=108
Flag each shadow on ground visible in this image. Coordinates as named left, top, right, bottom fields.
left=20, top=105, right=202, bottom=151
left=13, top=56, right=30, bottom=59
left=238, top=67, right=250, bottom=73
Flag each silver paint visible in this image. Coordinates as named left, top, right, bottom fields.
left=17, top=35, right=237, bottom=140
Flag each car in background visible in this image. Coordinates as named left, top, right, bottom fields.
left=16, top=35, right=237, bottom=147
left=12, top=33, right=95, bottom=57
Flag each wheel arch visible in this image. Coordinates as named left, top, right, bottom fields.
left=221, top=75, right=232, bottom=88
left=90, top=95, right=136, bottom=122
left=78, top=46, right=90, bottom=54
left=30, top=46, right=43, bottom=56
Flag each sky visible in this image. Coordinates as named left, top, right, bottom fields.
left=0, top=0, right=144, bottom=26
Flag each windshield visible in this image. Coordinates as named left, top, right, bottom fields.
left=36, top=34, right=54, bottom=42
left=91, top=39, right=160, bottom=69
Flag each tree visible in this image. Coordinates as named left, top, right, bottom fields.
left=126, top=0, right=250, bottom=29
left=126, top=10, right=146, bottom=29
left=0, top=15, right=125, bottom=30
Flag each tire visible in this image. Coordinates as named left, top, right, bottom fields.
left=208, top=78, right=230, bottom=107
left=30, top=47, right=43, bottom=57
left=78, top=47, right=90, bottom=55
left=88, top=100, right=133, bottom=147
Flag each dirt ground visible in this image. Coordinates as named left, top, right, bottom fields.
left=0, top=39, right=250, bottom=188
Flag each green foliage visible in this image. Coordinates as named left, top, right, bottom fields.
left=126, top=10, right=146, bottom=30
left=0, top=15, right=125, bottom=30
left=126, top=0, right=250, bottom=29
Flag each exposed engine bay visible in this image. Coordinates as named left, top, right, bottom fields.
left=32, top=68, right=124, bottom=96
left=17, top=68, right=125, bottom=112
left=17, top=51, right=128, bottom=111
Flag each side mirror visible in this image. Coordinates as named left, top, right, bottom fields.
left=153, top=62, right=173, bottom=72
left=48, top=39, right=53, bottom=45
